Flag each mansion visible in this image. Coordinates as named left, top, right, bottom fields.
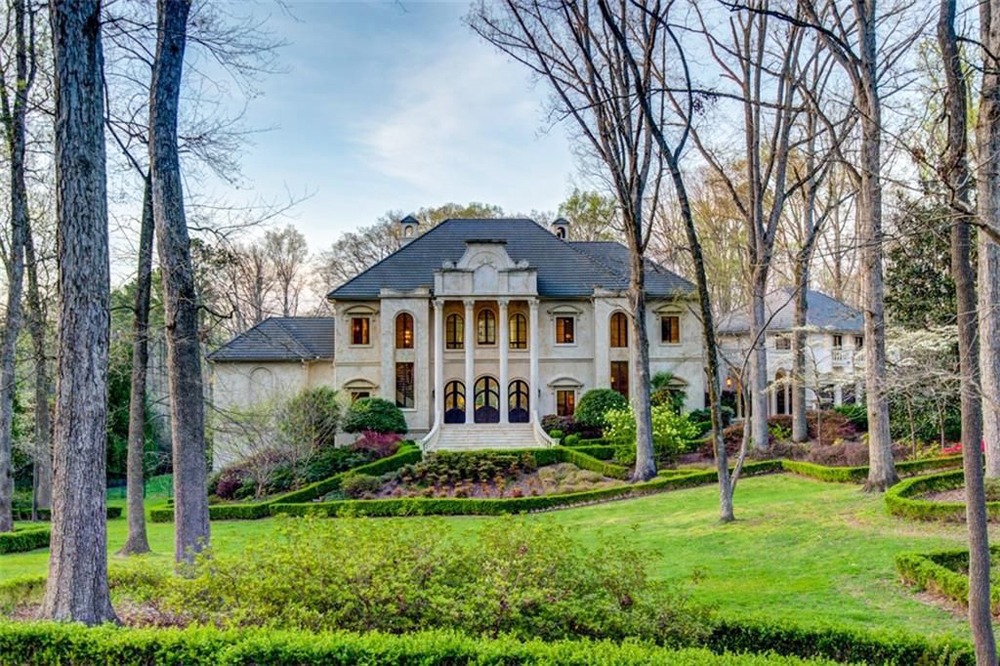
left=209, top=217, right=705, bottom=458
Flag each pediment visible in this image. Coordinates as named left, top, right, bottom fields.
left=455, top=241, right=518, bottom=272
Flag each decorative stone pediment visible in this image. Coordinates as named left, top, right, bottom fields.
left=434, top=240, right=537, bottom=297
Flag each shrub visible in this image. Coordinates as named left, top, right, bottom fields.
left=352, top=430, right=401, bottom=458
left=548, top=429, right=564, bottom=441
left=342, top=398, right=407, bottom=434
left=605, top=405, right=700, bottom=465
left=650, top=371, right=686, bottom=413
left=563, top=434, right=580, bottom=446
left=138, top=516, right=711, bottom=645
left=574, top=389, right=628, bottom=428
left=393, top=451, right=537, bottom=487
left=302, top=447, right=375, bottom=484
left=340, top=473, right=382, bottom=499
left=278, top=387, right=342, bottom=449
left=0, top=527, right=50, bottom=554
left=541, top=414, right=572, bottom=433
left=833, top=403, right=867, bottom=431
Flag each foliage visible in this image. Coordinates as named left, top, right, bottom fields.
left=882, top=470, right=1000, bottom=522
left=351, top=430, right=402, bottom=458
left=563, top=434, right=580, bottom=446
left=340, top=473, right=383, bottom=499
left=556, top=187, right=619, bottom=241
left=709, top=412, right=858, bottom=457
left=131, top=516, right=713, bottom=645
left=106, top=338, right=166, bottom=483
left=604, top=406, right=700, bottom=465
left=277, top=387, right=341, bottom=450
left=541, top=414, right=603, bottom=439
left=688, top=407, right=734, bottom=429
left=342, top=398, right=407, bottom=434
left=895, top=545, right=1000, bottom=620
left=0, top=528, right=50, bottom=555
left=832, top=404, right=867, bottom=431
left=573, top=389, right=628, bottom=428
left=650, top=372, right=686, bottom=413
left=393, top=451, right=538, bottom=487
left=0, top=623, right=872, bottom=666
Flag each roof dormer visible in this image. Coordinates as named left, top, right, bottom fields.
left=551, top=217, right=570, bottom=240
left=399, top=215, right=420, bottom=245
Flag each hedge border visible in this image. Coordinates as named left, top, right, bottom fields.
left=11, top=506, right=122, bottom=522
left=271, top=460, right=783, bottom=518
left=881, top=469, right=1000, bottom=522
left=150, top=444, right=422, bottom=522
left=0, top=527, right=50, bottom=555
left=780, top=455, right=963, bottom=484
left=895, top=546, right=1000, bottom=614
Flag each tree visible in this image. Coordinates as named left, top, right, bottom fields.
left=0, top=0, right=37, bottom=532
left=470, top=0, right=664, bottom=481
left=556, top=188, right=618, bottom=241
left=940, top=0, right=997, bottom=659
left=265, top=225, right=308, bottom=317
left=41, top=0, right=117, bottom=624
left=978, top=0, right=1000, bottom=481
left=149, top=0, right=210, bottom=564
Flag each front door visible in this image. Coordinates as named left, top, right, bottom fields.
left=474, top=376, right=500, bottom=423
left=444, top=380, right=465, bottom=424
left=508, top=380, right=529, bottom=423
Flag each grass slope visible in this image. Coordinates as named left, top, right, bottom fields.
left=6, top=474, right=981, bottom=639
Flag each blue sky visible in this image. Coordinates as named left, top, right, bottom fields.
left=206, top=1, right=578, bottom=251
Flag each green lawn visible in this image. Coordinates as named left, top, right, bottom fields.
left=6, top=473, right=984, bottom=640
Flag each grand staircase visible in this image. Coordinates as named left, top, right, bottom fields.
left=429, top=423, right=544, bottom=451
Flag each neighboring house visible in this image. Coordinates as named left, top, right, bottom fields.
left=209, top=217, right=705, bottom=458
left=716, top=288, right=863, bottom=418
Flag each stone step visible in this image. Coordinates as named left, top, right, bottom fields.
left=431, top=424, right=543, bottom=451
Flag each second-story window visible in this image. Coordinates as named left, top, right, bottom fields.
left=610, top=312, right=628, bottom=348
left=477, top=309, right=496, bottom=345
left=395, top=312, right=414, bottom=349
left=854, top=335, right=864, bottom=349
left=509, top=313, right=527, bottom=349
left=351, top=317, right=370, bottom=345
left=775, top=336, right=791, bottom=351
left=555, top=316, right=575, bottom=344
left=661, top=315, right=681, bottom=344
left=833, top=334, right=843, bottom=349
left=446, top=314, right=464, bottom=350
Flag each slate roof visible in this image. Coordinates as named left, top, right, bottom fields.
left=327, top=218, right=694, bottom=299
left=208, top=317, right=335, bottom=362
left=717, top=288, right=863, bottom=334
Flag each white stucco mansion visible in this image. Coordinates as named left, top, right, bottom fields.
left=210, top=217, right=706, bottom=455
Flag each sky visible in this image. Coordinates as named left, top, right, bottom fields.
left=197, top=1, right=579, bottom=253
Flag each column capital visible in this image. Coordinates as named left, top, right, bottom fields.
left=432, top=298, right=445, bottom=310
left=463, top=298, right=476, bottom=309
left=497, top=297, right=510, bottom=307
left=527, top=297, right=539, bottom=310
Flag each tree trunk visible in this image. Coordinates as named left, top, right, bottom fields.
left=150, top=0, right=210, bottom=564
left=24, top=224, right=51, bottom=511
left=41, top=0, right=117, bottom=624
left=791, top=266, right=809, bottom=443
left=119, top=175, right=154, bottom=556
left=979, top=0, right=1000, bottom=481
left=0, top=0, right=33, bottom=533
left=749, top=270, right=770, bottom=451
left=856, top=21, right=897, bottom=492
left=626, top=215, right=656, bottom=482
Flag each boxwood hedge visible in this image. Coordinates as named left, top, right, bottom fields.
left=0, top=527, right=50, bottom=555
left=150, top=443, right=422, bottom=523
left=882, top=469, right=1000, bottom=522
left=11, top=506, right=122, bottom=522
left=895, top=546, right=1000, bottom=615
left=780, top=456, right=962, bottom=485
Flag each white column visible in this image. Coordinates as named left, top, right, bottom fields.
left=464, top=298, right=475, bottom=424
left=498, top=298, right=509, bottom=424
left=433, top=299, right=444, bottom=426
left=529, top=298, right=539, bottom=423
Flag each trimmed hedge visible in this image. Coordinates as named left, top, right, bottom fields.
left=150, top=444, right=422, bottom=523
left=11, top=506, right=122, bottom=522
left=0, top=527, right=50, bottom=554
left=780, top=455, right=963, bottom=485
left=568, top=444, right=615, bottom=460
left=0, top=623, right=849, bottom=666
left=709, top=615, right=973, bottom=666
left=272, top=460, right=783, bottom=518
left=881, top=469, right=1000, bottom=522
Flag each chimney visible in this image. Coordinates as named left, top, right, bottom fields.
left=551, top=217, right=570, bottom=240
left=399, top=214, right=420, bottom=246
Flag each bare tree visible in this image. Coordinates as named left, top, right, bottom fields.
left=265, top=225, right=308, bottom=317
left=41, top=0, right=116, bottom=624
left=24, top=215, right=52, bottom=513
left=150, top=0, right=209, bottom=564
left=0, top=0, right=37, bottom=532
left=469, top=0, right=664, bottom=481
left=979, top=0, right=1000, bottom=481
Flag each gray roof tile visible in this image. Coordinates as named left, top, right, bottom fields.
left=327, top=218, right=694, bottom=299
left=717, top=288, right=863, bottom=334
left=209, top=317, right=335, bottom=362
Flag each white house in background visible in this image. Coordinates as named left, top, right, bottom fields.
left=209, top=216, right=705, bottom=462
left=716, top=288, right=864, bottom=418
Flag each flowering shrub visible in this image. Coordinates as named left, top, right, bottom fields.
left=352, top=430, right=402, bottom=458
left=604, top=406, right=700, bottom=465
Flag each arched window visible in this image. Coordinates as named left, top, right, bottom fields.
left=508, top=380, right=529, bottom=423
left=477, top=309, right=496, bottom=345
left=444, top=380, right=465, bottom=423
left=509, top=313, right=527, bottom=349
left=395, top=312, right=414, bottom=349
left=474, top=376, right=500, bottom=423
left=446, top=314, right=464, bottom=350
left=610, top=312, right=628, bottom=348
left=249, top=367, right=275, bottom=402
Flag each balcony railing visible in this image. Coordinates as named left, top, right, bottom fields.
left=831, top=349, right=851, bottom=366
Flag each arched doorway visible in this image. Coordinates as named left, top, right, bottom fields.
left=444, top=380, right=465, bottom=424
left=773, top=370, right=790, bottom=416
left=508, top=380, right=529, bottom=423
left=474, top=376, right=500, bottom=423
